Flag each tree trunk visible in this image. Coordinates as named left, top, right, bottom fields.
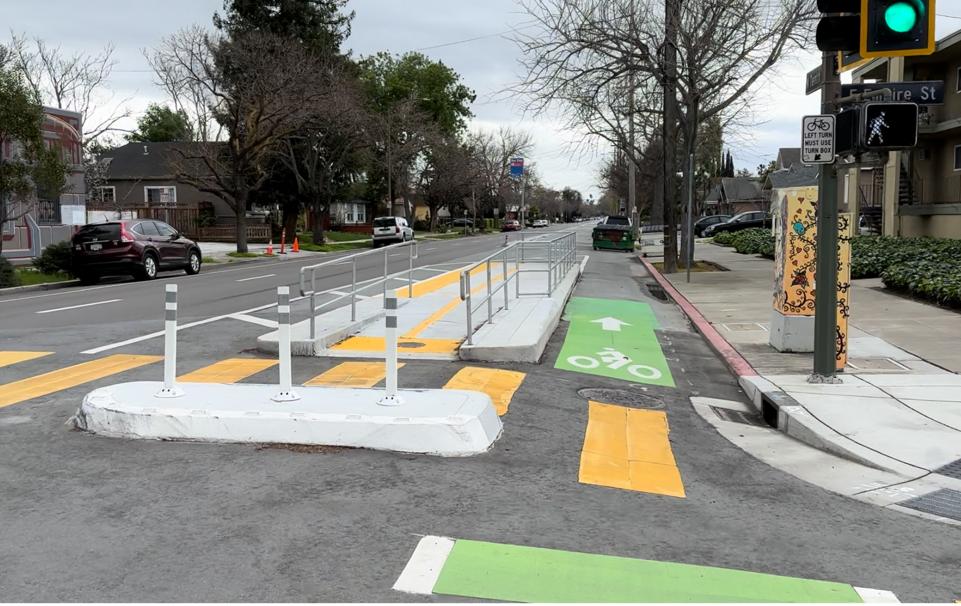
left=234, top=195, right=249, bottom=253
left=662, top=0, right=679, bottom=274
left=311, top=195, right=325, bottom=245
left=428, top=205, right=438, bottom=232
left=282, top=197, right=299, bottom=243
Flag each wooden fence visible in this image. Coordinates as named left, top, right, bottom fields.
left=85, top=205, right=270, bottom=242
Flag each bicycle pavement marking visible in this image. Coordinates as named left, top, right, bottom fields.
left=554, top=296, right=675, bottom=387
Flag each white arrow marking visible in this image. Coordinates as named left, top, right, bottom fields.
left=591, top=317, right=631, bottom=332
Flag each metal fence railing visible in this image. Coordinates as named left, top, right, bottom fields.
left=299, top=240, right=419, bottom=339
left=460, top=232, right=577, bottom=345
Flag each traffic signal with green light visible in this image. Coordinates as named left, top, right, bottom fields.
left=861, top=0, right=935, bottom=57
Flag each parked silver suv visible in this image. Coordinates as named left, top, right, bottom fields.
left=372, top=216, right=414, bottom=247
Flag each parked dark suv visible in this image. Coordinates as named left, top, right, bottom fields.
left=71, top=220, right=203, bottom=284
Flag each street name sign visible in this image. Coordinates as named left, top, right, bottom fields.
left=801, top=115, right=836, bottom=164
left=840, top=81, right=943, bottom=105
left=806, top=66, right=824, bottom=96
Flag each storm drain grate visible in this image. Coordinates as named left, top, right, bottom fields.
left=933, top=458, right=961, bottom=481
left=645, top=283, right=669, bottom=301
left=710, top=406, right=769, bottom=427
left=577, top=388, right=665, bottom=409
left=898, top=488, right=961, bottom=522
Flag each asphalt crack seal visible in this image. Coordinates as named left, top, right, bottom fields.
left=577, top=388, right=665, bottom=409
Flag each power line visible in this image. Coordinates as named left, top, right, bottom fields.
left=415, top=25, right=538, bottom=51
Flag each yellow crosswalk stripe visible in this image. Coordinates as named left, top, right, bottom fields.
left=304, top=361, right=404, bottom=387
left=0, top=351, right=53, bottom=368
left=578, top=401, right=685, bottom=498
left=443, top=366, right=526, bottom=416
left=0, top=354, right=162, bottom=409
left=178, top=358, right=277, bottom=383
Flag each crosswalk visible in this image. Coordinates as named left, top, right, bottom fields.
left=0, top=351, right=526, bottom=417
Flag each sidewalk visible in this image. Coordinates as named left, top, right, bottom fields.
left=641, top=242, right=961, bottom=525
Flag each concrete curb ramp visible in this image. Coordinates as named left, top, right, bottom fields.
left=73, top=381, right=503, bottom=457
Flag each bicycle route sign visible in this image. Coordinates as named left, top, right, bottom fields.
left=801, top=115, right=835, bottom=164
left=554, top=297, right=675, bottom=387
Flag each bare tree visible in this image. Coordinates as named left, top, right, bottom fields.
left=278, top=73, right=369, bottom=244
left=7, top=32, right=133, bottom=146
left=510, top=0, right=815, bottom=272
left=470, top=127, right=535, bottom=220
left=143, top=26, right=225, bottom=143
left=160, top=31, right=340, bottom=252
left=365, top=94, right=436, bottom=223
left=419, top=133, right=477, bottom=231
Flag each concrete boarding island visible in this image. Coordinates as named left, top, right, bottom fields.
left=258, top=236, right=584, bottom=363
left=73, top=382, right=503, bottom=457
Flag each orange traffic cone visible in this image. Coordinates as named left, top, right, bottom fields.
left=266, top=239, right=274, bottom=255
left=292, top=237, right=299, bottom=253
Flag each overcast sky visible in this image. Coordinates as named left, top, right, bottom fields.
left=5, top=0, right=961, bottom=202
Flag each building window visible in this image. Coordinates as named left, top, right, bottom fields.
left=954, top=145, right=961, bottom=171
left=36, top=185, right=61, bottom=225
left=341, top=203, right=367, bottom=224
left=145, top=186, right=176, bottom=205
left=91, top=186, right=115, bottom=204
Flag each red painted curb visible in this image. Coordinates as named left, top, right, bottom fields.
left=639, top=256, right=758, bottom=378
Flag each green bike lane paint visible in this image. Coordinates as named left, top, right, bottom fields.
left=393, top=536, right=899, bottom=603
left=555, top=297, right=675, bottom=387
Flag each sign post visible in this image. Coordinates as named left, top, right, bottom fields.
left=802, top=115, right=837, bottom=164
left=511, top=158, right=525, bottom=230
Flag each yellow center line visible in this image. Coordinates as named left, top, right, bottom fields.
left=305, top=361, right=404, bottom=387
left=178, top=359, right=277, bottom=384
left=443, top=366, right=526, bottom=416
left=0, top=351, right=53, bottom=368
left=0, top=354, right=162, bottom=409
left=579, top=401, right=685, bottom=498
left=404, top=267, right=517, bottom=339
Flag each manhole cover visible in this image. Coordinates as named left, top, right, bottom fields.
left=398, top=341, right=426, bottom=349
left=577, top=388, right=665, bottom=409
left=710, top=406, right=769, bottom=427
left=722, top=323, right=767, bottom=332
left=898, top=488, right=961, bottom=522
left=934, top=458, right=961, bottom=480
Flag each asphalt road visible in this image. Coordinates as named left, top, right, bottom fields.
left=0, top=228, right=567, bottom=332
left=0, top=224, right=957, bottom=602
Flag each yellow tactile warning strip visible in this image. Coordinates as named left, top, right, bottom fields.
left=404, top=268, right=517, bottom=340
left=178, top=358, right=277, bottom=384
left=0, top=351, right=53, bottom=368
left=305, top=361, right=404, bottom=387
left=0, top=354, right=162, bottom=409
left=443, top=366, right=526, bottom=416
left=578, top=401, right=686, bottom=498
left=397, top=264, right=486, bottom=299
left=330, top=337, right=462, bottom=355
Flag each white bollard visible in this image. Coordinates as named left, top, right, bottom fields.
left=272, top=286, right=300, bottom=402
left=378, top=296, right=404, bottom=406
left=156, top=284, right=185, bottom=398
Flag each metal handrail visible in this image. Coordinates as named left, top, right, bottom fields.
left=299, top=239, right=418, bottom=339
left=460, top=232, right=577, bottom=345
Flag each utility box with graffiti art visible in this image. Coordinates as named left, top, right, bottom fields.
left=770, top=188, right=818, bottom=353
left=769, top=188, right=853, bottom=370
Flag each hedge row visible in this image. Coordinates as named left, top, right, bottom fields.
left=714, top=232, right=961, bottom=310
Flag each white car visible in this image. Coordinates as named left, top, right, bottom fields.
left=372, top=216, right=414, bottom=247
left=533, top=219, right=549, bottom=228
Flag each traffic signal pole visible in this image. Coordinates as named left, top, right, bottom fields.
left=811, top=50, right=842, bottom=382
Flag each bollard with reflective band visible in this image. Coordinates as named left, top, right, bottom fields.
left=378, top=296, right=405, bottom=406
left=156, top=284, right=185, bottom=398
left=272, top=286, right=300, bottom=402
